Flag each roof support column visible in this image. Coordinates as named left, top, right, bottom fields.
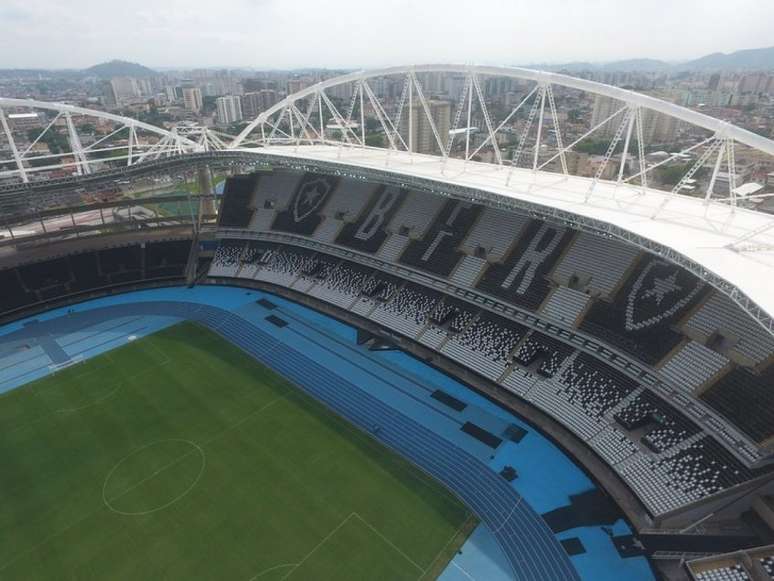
left=65, top=111, right=91, bottom=174
left=0, top=107, right=28, bottom=183
left=532, top=84, right=547, bottom=171
left=617, top=109, right=636, bottom=183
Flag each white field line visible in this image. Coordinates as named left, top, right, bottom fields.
left=106, top=396, right=284, bottom=504
left=248, top=563, right=298, bottom=581
left=280, top=513, right=356, bottom=580
left=6, top=358, right=172, bottom=436
left=102, top=440, right=207, bottom=516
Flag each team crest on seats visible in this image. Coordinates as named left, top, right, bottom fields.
left=293, top=177, right=334, bottom=222
left=624, top=260, right=703, bottom=331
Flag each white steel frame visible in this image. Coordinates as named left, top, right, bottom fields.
left=0, top=98, right=203, bottom=182
left=232, top=64, right=774, bottom=210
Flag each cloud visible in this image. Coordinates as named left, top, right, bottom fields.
left=0, top=0, right=772, bottom=69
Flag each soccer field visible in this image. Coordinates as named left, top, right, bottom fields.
left=0, top=322, right=474, bottom=580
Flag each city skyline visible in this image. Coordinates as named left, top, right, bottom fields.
left=1, top=0, right=773, bottom=70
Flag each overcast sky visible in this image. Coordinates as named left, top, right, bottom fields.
left=1, top=0, right=773, bottom=70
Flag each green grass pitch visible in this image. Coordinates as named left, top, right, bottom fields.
left=0, top=322, right=475, bottom=580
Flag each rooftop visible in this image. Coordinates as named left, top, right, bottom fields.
left=248, top=144, right=774, bottom=331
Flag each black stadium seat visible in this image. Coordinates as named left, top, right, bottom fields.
left=335, top=185, right=406, bottom=253
left=0, top=267, right=35, bottom=312
left=702, top=364, right=774, bottom=443
left=558, top=352, right=637, bottom=419
left=581, top=255, right=710, bottom=365
left=69, top=252, right=107, bottom=291
left=146, top=240, right=190, bottom=278
left=513, top=332, right=574, bottom=377
left=614, top=390, right=700, bottom=452
left=400, top=200, right=481, bottom=276
left=0, top=240, right=192, bottom=317
left=476, top=218, right=574, bottom=311
left=271, top=173, right=338, bottom=235
left=99, top=246, right=143, bottom=284
left=18, top=258, right=72, bottom=294
left=219, top=174, right=258, bottom=228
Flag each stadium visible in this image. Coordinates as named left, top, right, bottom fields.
left=1, top=65, right=774, bottom=580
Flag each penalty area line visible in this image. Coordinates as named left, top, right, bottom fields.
left=247, top=563, right=298, bottom=581
left=279, top=513, right=356, bottom=580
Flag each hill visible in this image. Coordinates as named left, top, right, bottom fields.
left=679, top=46, right=774, bottom=70
left=83, top=59, right=157, bottom=78
left=530, top=46, right=774, bottom=73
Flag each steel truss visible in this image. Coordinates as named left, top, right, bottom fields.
left=233, top=64, right=774, bottom=210
left=0, top=98, right=207, bottom=183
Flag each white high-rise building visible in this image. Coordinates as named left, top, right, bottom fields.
left=216, top=96, right=243, bottom=126
left=183, top=87, right=203, bottom=113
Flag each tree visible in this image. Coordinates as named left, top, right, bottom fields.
left=226, top=122, right=249, bottom=135
left=138, top=107, right=172, bottom=126
left=365, top=133, right=384, bottom=148
left=202, top=96, right=218, bottom=114
left=365, top=118, right=380, bottom=132
left=27, top=127, right=69, bottom=155
left=575, top=138, right=613, bottom=155
left=567, top=109, right=583, bottom=123
left=657, top=164, right=707, bottom=187
left=658, top=164, right=689, bottom=186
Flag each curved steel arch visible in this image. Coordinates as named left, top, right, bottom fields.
left=232, top=63, right=774, bottom=155
left=0, top=97, right=203, bottom=183
left=0, top=97, right=195, bottom=142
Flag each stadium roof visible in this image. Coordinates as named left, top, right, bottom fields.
left=249, top=144, right=774, bottom=330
